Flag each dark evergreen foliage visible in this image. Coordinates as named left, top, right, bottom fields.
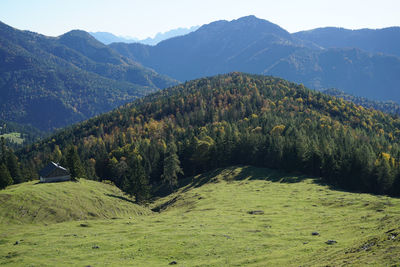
left=0, top=137, right=20, bottom=188
left=65, top=146, right=86, bottom=180
left=0, top=163, right=13, bottom=189
left=15, top=73, right=400, bottom=199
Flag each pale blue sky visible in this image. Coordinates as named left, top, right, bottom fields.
left=0, top=0, right=399, bottom=39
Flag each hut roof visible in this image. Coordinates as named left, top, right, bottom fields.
left=39, top=162, right=68, bottom=177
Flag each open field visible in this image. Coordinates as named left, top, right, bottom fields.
left=0, top=132, right=24, bottom=145
left=0, top=179, right=149, bottom=225
left=1, top=166, right=400, bottom=266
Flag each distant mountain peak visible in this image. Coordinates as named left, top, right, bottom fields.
left=234, top=15, right=268, bottom=24
left=90, top=26, right=200, bottom=45
left=196, top=15, right=290, bottom=38
left=238, top=14, right=257, bottom=20
left=60, top=29, right=101, bottom=44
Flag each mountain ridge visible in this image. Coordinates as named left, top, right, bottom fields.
left=0, top=21, right=177, bottom=131
left=110, top=15, right=400, bottom=103
left=293, top=26, right=400, bottom=58
left=90, top=25, right=200, bottom=45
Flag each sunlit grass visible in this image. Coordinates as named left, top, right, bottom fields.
left=0, top=132, right=24, bottom=145
left=1, top=166, right=400, bottom=266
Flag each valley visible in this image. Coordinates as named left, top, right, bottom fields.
left=1, top=167, right=400, bottom=266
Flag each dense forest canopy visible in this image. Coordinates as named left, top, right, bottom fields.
left=6, top=73, right=400, bottom=198
left=323, top=88, right=400, bottom=116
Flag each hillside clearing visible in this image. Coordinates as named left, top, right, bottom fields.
left=0, top=132, right=24, bottom=145
left=0, top=179, right=150, bottom=224
left=1, top=166, right=400, bottom=266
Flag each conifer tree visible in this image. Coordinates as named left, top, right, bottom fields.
left=6, top=151, right=21, bottom=184
left=0, top=163, right=13, bottom=189
left=162, top=139, right=183, bottom=188
left=0, top=137, right=6, bottom=164
left=124, top=154, right=149, bottom=203
left=66, top=146, right=86, bottom=180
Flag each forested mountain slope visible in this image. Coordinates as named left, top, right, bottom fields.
left=17, top=73, right=400, bottom=198
left=293, top=26, right=400, bottom=58
left=323, top=88, right=400, bottom=115
left=0, top=21, right=176, bottom=131
left=110, top=15, right=400, bottom=103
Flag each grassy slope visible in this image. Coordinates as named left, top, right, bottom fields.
left=1, top=167, right=400, bottom=266
left=0, top=179, right=150, bottom=225
left=0, top=132, right=24, bottom=145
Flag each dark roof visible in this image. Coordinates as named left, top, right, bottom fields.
left=39, top=162, right=69, bottom=177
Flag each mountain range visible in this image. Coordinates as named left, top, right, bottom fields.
left=0, top=21, right=176, bottom=131
left=1, top=15, right=400, bottom=133
left=90, top=25, right=200, bottom=45
left=293, top=26, right=400, bottom=58
left=111, top=15, right=400, bottom=103
left=2, top=14, right=400, bottom=267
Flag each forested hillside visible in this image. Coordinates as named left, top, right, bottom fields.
left=323, top=88, right=400, bottom=115
left=0, top=120, right=44, bottom=149
left=13, top=73, right=400, bottom=200
left=0, top=21, right=176, bottom=131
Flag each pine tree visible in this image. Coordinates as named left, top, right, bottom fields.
left=373, top=156, right=394, bottom=194
left=124, top=155, right=150, bottom=203
left=0, top=137, right=6, bottom=164
left=162, top=140, right=183, bottom=188
left=66, top=146, right=86, bottom=180
left=6, top=150, right=21, bottom=184
left=0, top=163, right=13, bottom=189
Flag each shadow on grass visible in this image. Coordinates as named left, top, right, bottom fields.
left=153, top=166, right=320, bottom=212
left=204, top=166, right=359, bottom=193
left=105, top=193, right=136, bottom=204
left=180, top=165, right=317, bottom=189
left=233, top=166, right=312, bottom=183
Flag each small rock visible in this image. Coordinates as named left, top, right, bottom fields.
left=92, top=245, right=99, bottom=249
left=169, top=260, right=177, bottom=265
left=80, top=223, right=89, bottom=227
left=248, top=210, right=264, bottom=215
left=312, top=232, right=320, bottom=236
left=325, top=240, right=337, bottom=245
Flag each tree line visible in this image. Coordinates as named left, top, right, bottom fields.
left=7, top=73, right=400, bottom=200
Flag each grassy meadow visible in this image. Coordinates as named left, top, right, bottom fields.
left=1, top=166, right=400, bottom=266
left=0, top=132, right=24, bottom=145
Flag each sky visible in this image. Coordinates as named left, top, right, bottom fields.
left=0, top=0, right=399, bottom=39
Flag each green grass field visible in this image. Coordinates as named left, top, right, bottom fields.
left=1, top=166, right=400, bottom=266
left=0, top=132, right=24, bottom=145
